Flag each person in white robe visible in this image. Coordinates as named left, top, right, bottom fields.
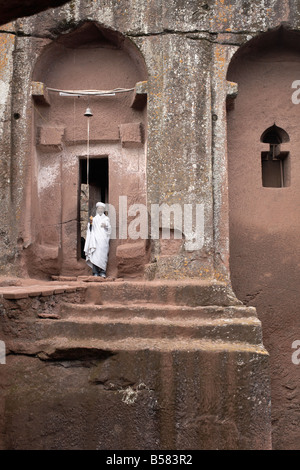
left=84, top=202, right=111, bottom=277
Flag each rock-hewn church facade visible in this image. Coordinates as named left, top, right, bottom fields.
left=0, top=0, right=299, bottom=450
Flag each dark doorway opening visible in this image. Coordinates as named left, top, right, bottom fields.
left=78, top=156, right=109, bottom=259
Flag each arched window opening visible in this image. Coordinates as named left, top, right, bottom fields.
left=261, top=124, right=290, bottom=188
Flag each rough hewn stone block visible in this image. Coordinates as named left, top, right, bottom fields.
left=119, top=122, right=144, bottom=148
left=31, top=81, right=50, bottom=106
left=37, top=126, right=65, bottom=149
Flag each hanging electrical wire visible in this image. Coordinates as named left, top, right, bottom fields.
left=47, top=87, right=134, bottom=97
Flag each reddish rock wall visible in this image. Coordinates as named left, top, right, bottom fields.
left=227, top=28, right=300, bottom=449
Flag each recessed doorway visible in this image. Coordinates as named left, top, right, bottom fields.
left=78, top=156, right=109, bottom=259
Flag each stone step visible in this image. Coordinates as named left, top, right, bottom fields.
left=14, top=314, right=263, bottom=345
left=60, top=301, right=257, bottom=321
left=84, top=280, right=240, bottom=307
left=6, top=336, right=269, bottom=361
left=0, top=284, right=84, bottom=300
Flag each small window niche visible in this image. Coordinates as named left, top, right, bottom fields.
left=261, top=124, right=290, bottom=188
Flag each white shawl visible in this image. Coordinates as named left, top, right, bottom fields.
left=84, top=213, right=111, bottom=271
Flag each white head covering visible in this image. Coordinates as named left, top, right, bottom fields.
left=96, top=202, right=106, bottom=215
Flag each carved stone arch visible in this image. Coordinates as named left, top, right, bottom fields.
left=28, top=21, right=148, bottom=278
left=260, top=124, right=290, bottom=144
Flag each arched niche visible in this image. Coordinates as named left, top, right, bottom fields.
left=226, top=26, right=300, bottom=449
left=260, top=124, right=290, bottom=144
left=260, top=124, right=290, bottom=188
left=29, top=22, right=148, bottom=278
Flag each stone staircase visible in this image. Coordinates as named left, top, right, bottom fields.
left=1, top=279, right=271, bottom=451
left=3, top=280, right=266, bottom=359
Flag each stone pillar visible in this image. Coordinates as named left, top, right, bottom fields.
left=137, top=34, right=215, bottom=281
left=0, top=28, right=16, bottom=273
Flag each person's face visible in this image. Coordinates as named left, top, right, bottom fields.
left=97, top=206, right=105, bottom=215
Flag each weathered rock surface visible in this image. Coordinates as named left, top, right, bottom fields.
left=0, top=0, right=71, bottom=26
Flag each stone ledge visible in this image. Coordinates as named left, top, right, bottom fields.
left=6, top=336, right=270, bottom=357
left=0, top=285, right=86, bottom=300
left=52, top=275, right=120, bottom=282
